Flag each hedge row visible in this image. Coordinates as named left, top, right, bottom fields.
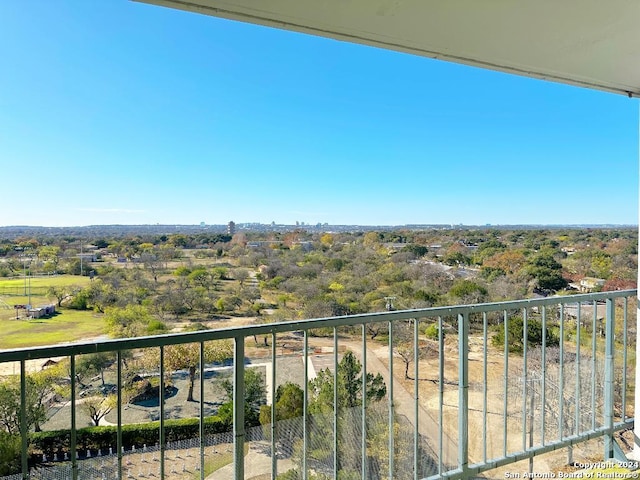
left=30, top=415, right=231, bottom=456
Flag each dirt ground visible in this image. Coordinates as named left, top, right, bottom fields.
left=389, top=334, right=620, bottom=477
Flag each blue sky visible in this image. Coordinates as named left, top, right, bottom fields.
left=1, top=1, right=638, bottom=227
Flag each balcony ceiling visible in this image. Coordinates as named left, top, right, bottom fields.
left=138, top=0, right=640, bottom=97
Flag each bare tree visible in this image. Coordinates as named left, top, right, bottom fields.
left=392, top=320, right=436, bottom=379
left=234, top=268, right=250, bottom=288
left=80, top=394, right=116, bottom=426
left=510, top=346, right=606, bottom=467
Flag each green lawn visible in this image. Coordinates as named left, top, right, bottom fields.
left=0, top=274, right=90, bottom=290
left=0, top=308, right=105, bottom=349
left=0, top=274, right=93, bottom=325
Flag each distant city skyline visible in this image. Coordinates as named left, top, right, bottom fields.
left=0, top=1, right=638, bottom=228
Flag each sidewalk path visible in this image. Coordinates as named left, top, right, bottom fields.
left=206, top=441, right=293, bottom=480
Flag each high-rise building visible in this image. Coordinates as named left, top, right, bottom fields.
left=227, top=221, right=236, bottom=235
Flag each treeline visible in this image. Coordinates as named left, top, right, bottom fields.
left=1, top=228, right=636, bottom=327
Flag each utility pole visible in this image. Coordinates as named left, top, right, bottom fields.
left=28, top=269, right=31, bottom=308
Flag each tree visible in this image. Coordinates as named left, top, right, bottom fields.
left=363, top=232, right=381, bottom=247
left=234, top=268, right=250, bottom=288
left=47, top=285, right=76, bottom=307
left=392, top=320, right=436, bottom=379
left=259, top=382, right=304, bottom=456
left=212, top=266, right=230, bottom=280
left=86, top=280, right=118, bottom=313
left=482, top=250, right=527, bottom=275
left=221, top=367, right=267, bottom=426
left=217, top=295, right=243, bottom=313
left=76, top=352, right=114, bottom=386
left=510, top=347, right=606, bottom=467
left=140, top=251, right=164, bottom=283
left=401, top=244, right=428, bottom=258
left=162, top=341, right=233, bottom=402
left=38, top=245, right=62, bottom=272
left=29, top=365, right=67, bottom=431
left=104, top=305, right=160, bottom=338
left=491, top=316, right=559, bottom=353
left=0, top=431, right=20, bottom=476
left=320, top=233, right=334, bottom=247
left=524, top=252, right=568, bottom=292
left=80, top=394, right=116, bottom=426
left=0, top=376, right=46, bottom=435
left=443, top=251, right=471, bottom=267
left=309, top=351, right=385, bottom=409
left=449, top=279, right=488, bottom=304
left=305, top=351, right=387, bottom=475
left=188, top=268, right=214, bottom=290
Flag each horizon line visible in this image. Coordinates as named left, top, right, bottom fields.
left=0, top=223, right=637, bottom=229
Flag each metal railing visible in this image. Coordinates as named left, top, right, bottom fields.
left=0, top=290, right=635, bottom=479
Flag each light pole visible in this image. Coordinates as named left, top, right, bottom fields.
left=28, top=268, right=31, bottom=308
left=21, top=255, right=32, bottom=311
left=22, top=256, right=28, bottom=296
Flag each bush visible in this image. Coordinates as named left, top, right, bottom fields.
left=0, top=431, right=20, bottom=476
left=67, top=288, right=90, bottom=310
left=30, top=415, right=232, bottom=457
left=491, top=316, right=559, bottom=353
left=424, top=323, right=443, bottom=341
left=146, top=319, right=168, bottom=335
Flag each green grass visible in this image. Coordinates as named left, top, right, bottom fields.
left=0, top=274, right=93, bottom=324
left=0, top=308, right=105, bottom=349
left=198, top=443, right=249, bottom=478
left=0, top=274, right=90, bottom=290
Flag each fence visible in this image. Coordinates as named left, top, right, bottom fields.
left=0, top=290, right=635, bottom=479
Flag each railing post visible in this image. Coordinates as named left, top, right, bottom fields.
left=271, top=333, right=277, bottom=480
left=592, top=301, right=598, bottom=431
left=70, top=355, right=78, bottom=480
left=522, top=308, right=529, bottom=452
left=20, top=360, right=28, bottom=480
left=604, top=298, right=615, bottom=460
left=414, top=318, right=419, bottom=480
left=117, top=351, right=123, bottom=480
left=334, top=327, right=339, bottom=480
left=559, top=304, right=565, bottom=440
left=388, top=320, right=394, bottom=480
left=503, top=310, right=509, bottom=457
left=439, top=316, right=445, bottom=473
left=234, top=335, right=246, bottom=480
left=541, top=307, right=547, bottom=445
left=458, top=313, right=469, bottom=474
left=199, top=343, right=205, bottom=480
left=362, top=323, right=367, bottom=480
left=159, top=346, right=165, bottom=479
left=635, top=283, right=640, bottom=458
left=303, top=331, right=308, bottom=480
left=636, top=201, right=640, bottom=459
left=482, top=313, right=488, bottom=465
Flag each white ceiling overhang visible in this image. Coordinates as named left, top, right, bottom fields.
left=137, top=0, right=640, bottom=97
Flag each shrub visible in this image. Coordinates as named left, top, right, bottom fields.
left=30, top=415, right=232, bottom=457
left=0, top=431, right=20, bottom=476
left=491, top=316, right=559, bottom=354
left=146, top=319, right=168, bottom=335
left=424, top=323, right=443, bottom=341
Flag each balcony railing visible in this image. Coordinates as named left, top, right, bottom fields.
left=0, top=290, right=635, bottom=480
